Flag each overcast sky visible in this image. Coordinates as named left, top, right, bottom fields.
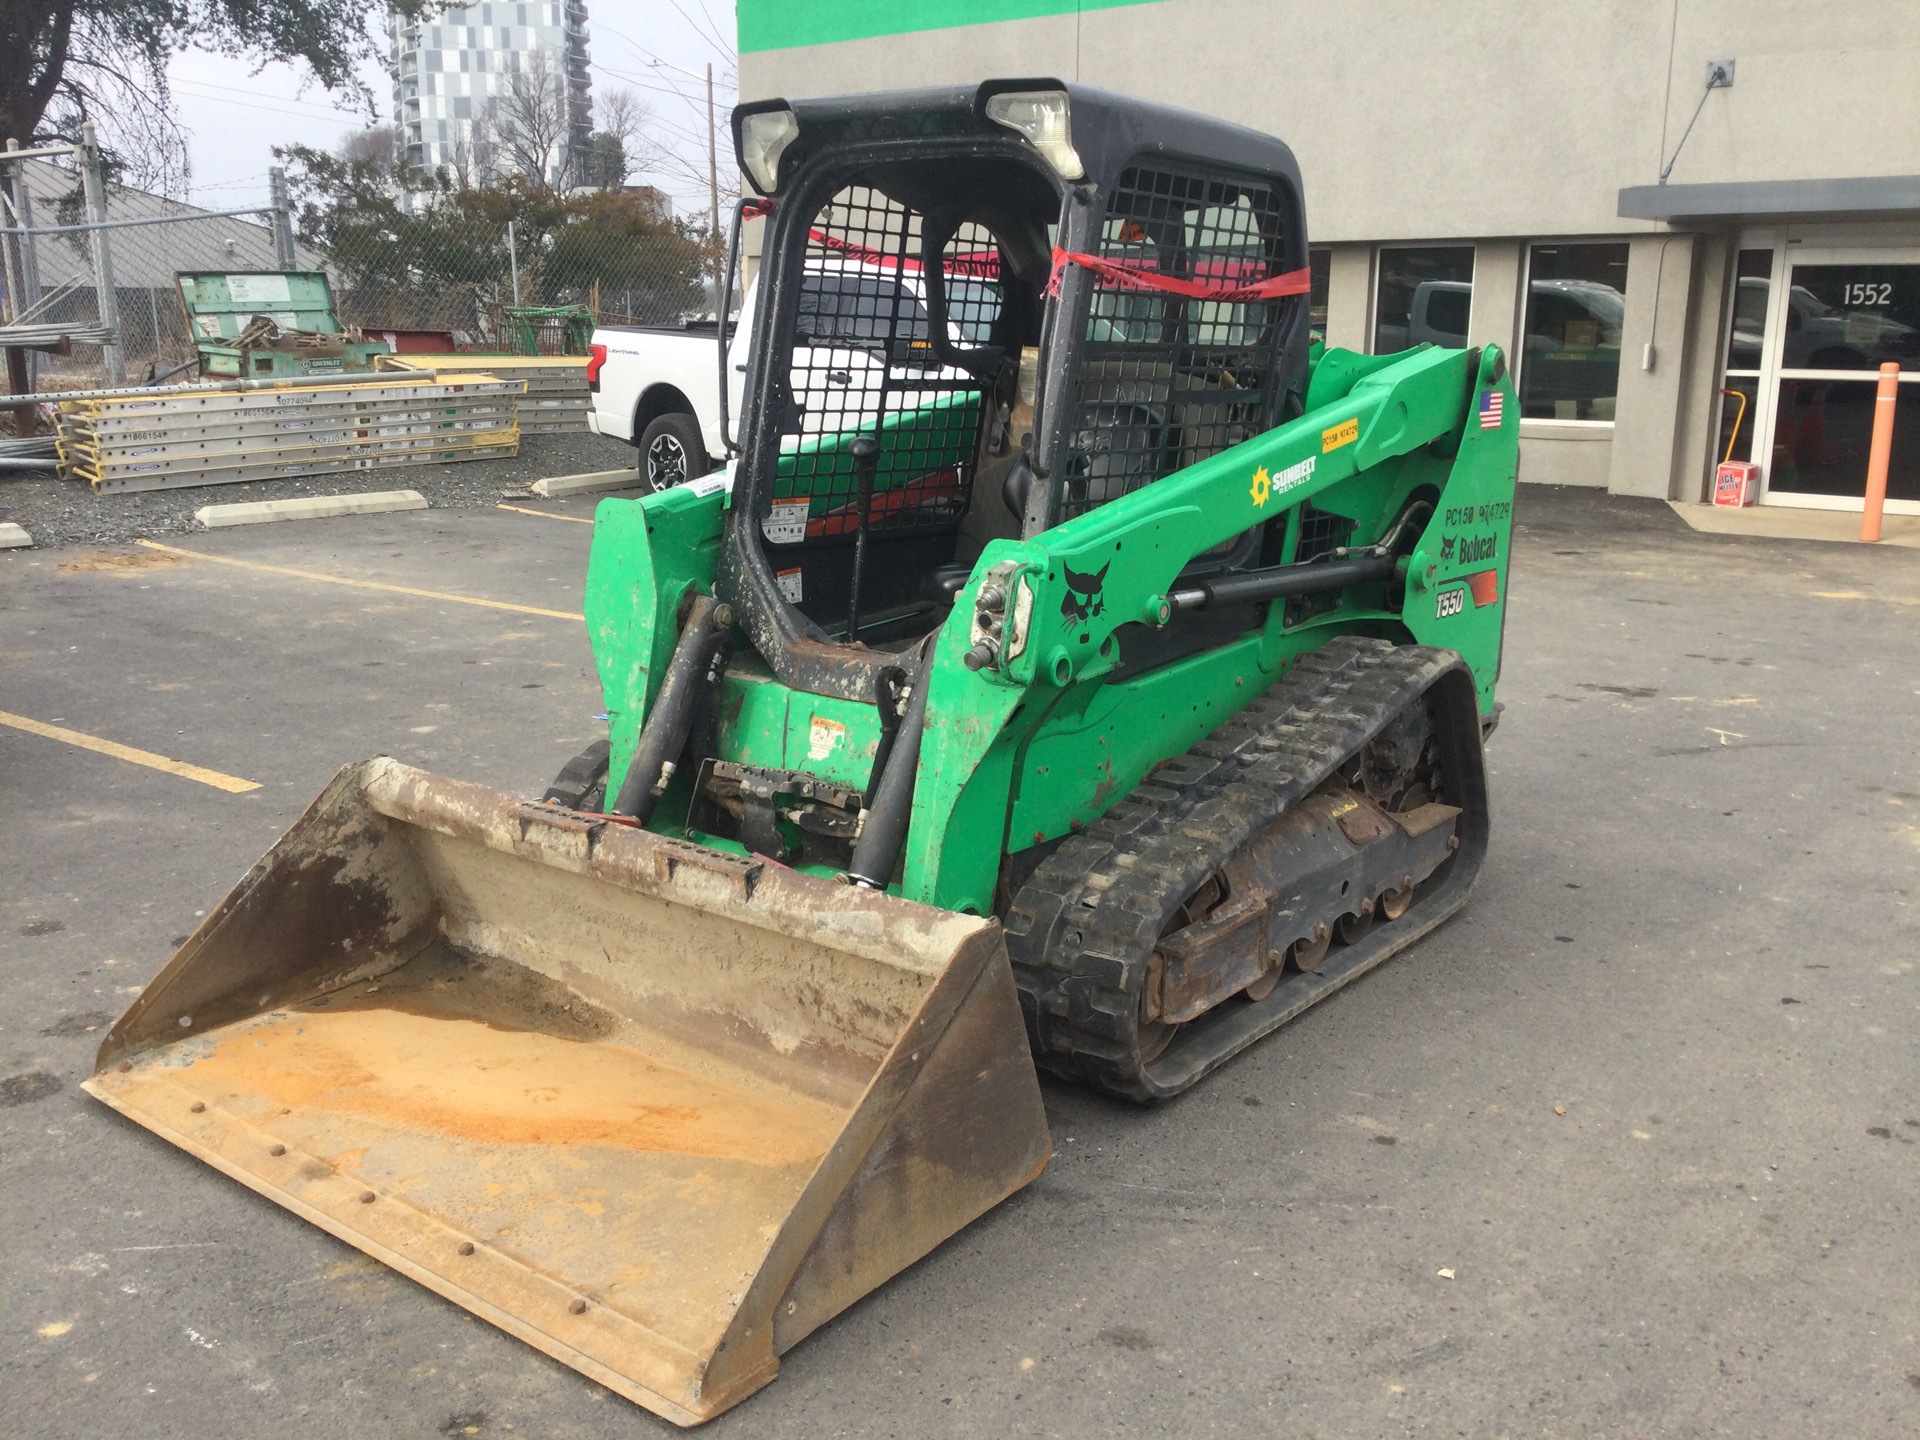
left=166, top=1, right=738, bottom=215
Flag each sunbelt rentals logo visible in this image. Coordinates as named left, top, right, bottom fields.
left=1249, top=455, right=1316, bottom=508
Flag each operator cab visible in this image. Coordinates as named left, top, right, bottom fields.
left=719, top=81, right=1311, bottom=700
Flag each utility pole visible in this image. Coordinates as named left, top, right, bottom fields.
left=3, top=140, right=43, bottom=321
left=3, top=137, right=45, bottom=393
left=649, top=54, right=730, bottom=315
left=267, top=167, right=297, bottom=270
left=706, top=63, right=722, bottom=315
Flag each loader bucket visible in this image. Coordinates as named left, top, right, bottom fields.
left=83, top=759, right=1050, bottom=1425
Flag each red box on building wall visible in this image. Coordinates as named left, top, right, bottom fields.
left=1714, top=461, right=1760, bottom=507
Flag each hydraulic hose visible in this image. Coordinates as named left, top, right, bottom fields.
left=846, top=635, right=935, bottom=890
left=609, top=593, right=730, bottom=823
left=862, top=664, right=909, bottom=810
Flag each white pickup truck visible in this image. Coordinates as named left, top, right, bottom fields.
left=586, top=312, right=741, bottom=491
left=587, top=265, right=998, bottom=490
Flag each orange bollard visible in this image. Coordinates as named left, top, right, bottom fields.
left=1861, top=361, right=1900, bottom=543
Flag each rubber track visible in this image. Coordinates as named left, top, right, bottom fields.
left=1003, top=636, right=1471, bottom=1101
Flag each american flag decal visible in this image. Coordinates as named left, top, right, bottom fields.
left=1478, top=389, right=1505, bottom=429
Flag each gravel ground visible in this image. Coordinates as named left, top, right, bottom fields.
left=0, top=430, right=637, bottom=548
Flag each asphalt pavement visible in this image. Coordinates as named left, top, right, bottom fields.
left=1, top=485, right=1916, bottom=1438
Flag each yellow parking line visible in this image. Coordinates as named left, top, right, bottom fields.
left=497, top=503, right=594, bottom=525
left=134, top=539, right=584, bottom=621
left=0, top=711, right=261, bottom=794
left=1814, top=590, right=1920, bottom=607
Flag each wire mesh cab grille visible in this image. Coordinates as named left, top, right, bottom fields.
left=1280, top=501, right=1362, bottom=628
left=1293, top=501, right=1356, bottom=563
left=1060, top=162, right=1295, bottom=523
left=762, top=185, right=1003, bottom=634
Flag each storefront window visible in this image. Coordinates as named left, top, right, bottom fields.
left=1780, top=264, right=1920, bottom=372
left=1768, top=261, right=1920, bottom=501
left=1716, top=248, right=1772, bottom=465
left=1308, top=248, right=1330, bottom=336
left=1770, top=378, right=1920, bottom=501
left=1520, top=242, right=1628, bottom=420
left=1372, top=245, right=1473, bottom=354
left=1725, top=248, right=1773, bottom=370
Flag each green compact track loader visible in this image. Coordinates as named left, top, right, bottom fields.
left=88, top=82, right=1519, bottom=1425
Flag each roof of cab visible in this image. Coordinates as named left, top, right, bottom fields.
left=735, top=79, right=1301, bottom=199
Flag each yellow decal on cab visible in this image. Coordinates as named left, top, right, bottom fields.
left=1321, top=417, right=1359, bottom=452
left=1249, top=466, right=1272, bottom=506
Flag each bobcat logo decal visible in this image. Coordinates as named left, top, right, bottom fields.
left=1061, top=561, right=1109, bottom=628
left=1439, top=532, right=1456, bottom=562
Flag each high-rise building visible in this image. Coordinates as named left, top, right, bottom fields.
left=390, top=2, right=592, bottom=186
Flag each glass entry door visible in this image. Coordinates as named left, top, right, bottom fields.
left=1758, top=252, right=1920, bottom=511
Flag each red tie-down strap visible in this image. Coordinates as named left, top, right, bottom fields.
left=1045, top=246, right=1312, bottom=303
left=800, top=228, right=1002, bottom=278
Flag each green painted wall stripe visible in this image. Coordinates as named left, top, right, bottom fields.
left=738, top=0, right=1165, bottom=54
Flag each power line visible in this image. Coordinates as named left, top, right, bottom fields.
left=597, top=55, right=737, bottom=108
left=693, top=0, right=734, bottom=51
left=590, top=20, right=737, bottom=86
left=593, top=93, right=708, bottom=152
left=590, top=65, right=724, bottom=177
left=594, top=65, right=713, bottom=109
left=665, top=0, right=734, bottom=56
left=593, top=67, right=711, bottom=119
left=591, top=55, right=735, bottom=136
left=171, top=76, right=368, bottom=117
left=173, top=85, right=371, bottom=126
left=187, top=174, right=273, bottom=191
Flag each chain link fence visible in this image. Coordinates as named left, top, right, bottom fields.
left=3, top=134, right=301, bottom=398
left=314, top=198, right=723, bottom=348
left=5, top=134, right=726, bottom=415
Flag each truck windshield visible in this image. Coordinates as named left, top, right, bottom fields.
left=797, top=275, right=929, bottom=344
left=797, top=273, right=1001, bottom=347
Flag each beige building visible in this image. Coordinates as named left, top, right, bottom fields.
left=738, top=0, right=1920, bottom=514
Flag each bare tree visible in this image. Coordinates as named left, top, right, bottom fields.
left=443, top=135, right=483, bottom=190
left=439, top=108, right=500, bottom=192
left=487, top=48, right=570, bottom=193
left=71, top=61, right=192, bottom=197
left=338, top=124, right=397, bottom=171
left=581, top=86, right=652, bottom=190
left=599, top=88, right=650, bottom=160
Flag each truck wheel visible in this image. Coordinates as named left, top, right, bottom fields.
left=638, top=412, right=709, bottom=492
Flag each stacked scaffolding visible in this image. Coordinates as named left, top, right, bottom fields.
left=380, top=354, right=590, bottom=434
left=57, top=373, right=522, bottom=493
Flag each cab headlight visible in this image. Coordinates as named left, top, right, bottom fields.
left=739, top=107, right=800, bottom=194
left=984, top=90, right=1084, bottom=181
